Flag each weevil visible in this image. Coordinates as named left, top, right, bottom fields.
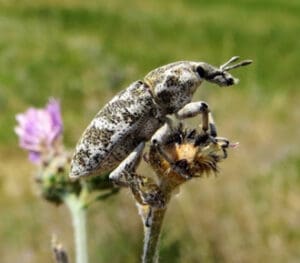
left=70, top=56, right=252, bottom=185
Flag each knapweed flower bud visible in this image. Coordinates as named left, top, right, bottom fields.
left=15, top=98, right=63, bottom=164
left=36, top=151, right=81, bottom=205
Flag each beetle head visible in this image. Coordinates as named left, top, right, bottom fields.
left=196, top=56, right=252, bottom=87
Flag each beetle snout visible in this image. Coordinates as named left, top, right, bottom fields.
left=217, top=72, right=239, bottom=87
left=226, top=77, right=234, bottom=86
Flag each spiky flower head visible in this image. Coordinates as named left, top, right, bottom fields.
left=148, top=124, right=237, bottom=191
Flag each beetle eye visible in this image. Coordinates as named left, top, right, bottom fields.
left=196, top=66, right=205, bottom=78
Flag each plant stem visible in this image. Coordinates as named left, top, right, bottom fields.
left=142, top=207, right=167, bottom=263
left=64, top=194, right=88, bottom=263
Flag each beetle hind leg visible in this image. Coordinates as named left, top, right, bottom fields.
left=109, top=142, right=166, bottom=209
left=109, top=142, right=145, bottom=187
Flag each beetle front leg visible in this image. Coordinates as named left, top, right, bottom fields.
left=176, top=102, right=232, bottom=158
left=176, top=101, right=217, bottom=138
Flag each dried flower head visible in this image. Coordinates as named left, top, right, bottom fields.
left=15, top=99, right=63, bottom=164
left=147, top=124, right=237, bottom=191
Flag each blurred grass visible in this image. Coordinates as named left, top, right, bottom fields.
left=0, top=0, right=300, bottom=262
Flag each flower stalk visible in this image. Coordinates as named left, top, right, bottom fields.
left=142, top=207, right=167, bottom=263
left=64, top=194, right=88, bottom=263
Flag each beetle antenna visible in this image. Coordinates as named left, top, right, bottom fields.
left=223, top=60, right=252, bottom=71
left=219, top=56, right=240, bottom=71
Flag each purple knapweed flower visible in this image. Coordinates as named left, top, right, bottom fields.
left=15, top=98, right=63, bottom=164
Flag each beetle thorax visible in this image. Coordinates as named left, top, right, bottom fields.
left=144, top=61, right=202, bottom=114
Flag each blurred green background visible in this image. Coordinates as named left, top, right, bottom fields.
left=1, top=0, right=300, bottom=262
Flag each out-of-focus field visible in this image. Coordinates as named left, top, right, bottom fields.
left=0, top=0, right=300, bottom=262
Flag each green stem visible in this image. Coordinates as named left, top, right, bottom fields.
left=64, top=194, right=88, bottom=263
left=142, top=207, right=167, bottom=263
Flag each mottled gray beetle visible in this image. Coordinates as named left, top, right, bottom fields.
left=70, top=56, right=252, bottom=184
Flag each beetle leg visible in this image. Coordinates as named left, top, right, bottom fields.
left=130, top=175, right=166, bottom=209
left=109, top=142, right=166, bottom=209
left=109, top=142, right=145, bottom=187
left=151, top=119, right=191, bottom=179
left=151, top=117, right=174, bottom=145
left=214, top=137, right=230, bottom=159
left=151, top=119, right=177, bottom=165
left=176, top=102, right=232, bottom=158
left=145, top=207, right=153, bottom=227
left=176, top=101, right=217, bottom=138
